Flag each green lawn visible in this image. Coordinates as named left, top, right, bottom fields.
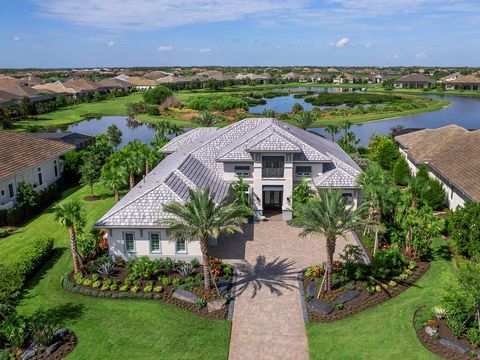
left=306, top=236, right=455, bottom=359
left=0, top=185, right=231, bottom=359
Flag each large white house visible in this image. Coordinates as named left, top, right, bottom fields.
left=96, top=118, right=362, bottom=260
left=0, top=130, right=75, bottom=210
left=395, top=125, right=480, bottom=210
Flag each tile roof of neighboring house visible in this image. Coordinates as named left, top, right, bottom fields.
left=96, top=78, right=132, bottom=89
left=20, top=75, right=44, bottom=86
left=0, top=84, right=40, bottom=98
left=394, top=73, right=435, bottom=83
left=0, top=130, right=75, bottom=181
left=395, top=125, right=480, bottom=202
left=63, top=78, right=98, bottom=91
left=156, top=75, right=192, bottom=84
left=0, top=76, right=22, bottom=86
left=144, top=71, right=169, bottom=80
left=440, top=72, right=461, bottom=81
left=281, top=72, right=301, bottom=80
left=449, top=75, right=480, bottom=84
left=33, top=81, right=78, bottom=94
left=124, top=76, right=158, bottom=86
left=96, top=118, right=361, bottom=227
left=27, top=132, right=94, bottom=150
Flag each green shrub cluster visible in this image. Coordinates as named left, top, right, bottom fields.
left=0, top=237, right=54, bottom=303
left=143, top=86, right=173, bottom=105
left=188, top=95, right=249, bottom=111
left=446, top=202, right=480, bottom=258
left=304, top=92, right=400, bottom=106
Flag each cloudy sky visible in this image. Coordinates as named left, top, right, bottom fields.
left=1, top=0, right=479, bottom=68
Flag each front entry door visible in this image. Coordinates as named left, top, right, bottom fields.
left=263, top=190, right=283, bottom=210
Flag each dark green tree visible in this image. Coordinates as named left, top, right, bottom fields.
left=105, top=124, right=123, bottom=149
left=446, top=202, right=480, bottom=258
left=143, top=86, right=173, bottom=105
left=392, top=157, right=410, bottom=185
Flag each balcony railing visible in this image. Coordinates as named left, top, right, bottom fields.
left=262, top=168, right=284, bottom=178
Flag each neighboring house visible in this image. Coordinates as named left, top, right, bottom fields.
left=0, top=84, right=50, bottom=106
left=33, top=81, right=78, bottom=96
left=310, top=74, right=325, bottom=82
left=144, top=70, right=170, bottom=80
left=371, top=74, right=387, bottom=84
left=393, top=73, right=435, bottom=89
left=95, top=118, right=362, bottom=261
left=395, top=125, right=480, bottom=210
left=27, top=132, right=94, bottom=150
left=63, top=78, right=99, bottom=95
left=0, top=131, right=75, bottom=210
left=96, top=78, right=133, bottom=91
left=123, top=76, right=158, bottom=90
left=333, top=73, right=356, bottom=84
left=156, top=75, right=193, bottom=85
left=439, top=72, right=461, bottom=83
left=281, top=72, right=302, bottom=81
left=444, top=75, right=480, bottom=91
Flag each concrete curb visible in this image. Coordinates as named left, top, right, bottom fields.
left=297, top=267, right=309, bottom=323
left=227, top=266, right=238, bottom=321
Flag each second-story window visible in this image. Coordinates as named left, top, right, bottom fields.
left=37, top=167, right=43, bottom=186
left=296, top=166, right=312, bottom=177
left=234, top=165, right=250, bottom=177
left=262, top=156, right=284, bottom=178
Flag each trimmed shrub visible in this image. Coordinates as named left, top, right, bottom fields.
left=419, top=178, right=446, bottom=210
left=188, top=95, right=248, bottom=111
left=0, top=237, right=54, bottom=303
left=146, top=105, right=160, bottom=115
left=368, top=135, right=401, bottom=170
left=392, top=157, right=410, bottom=185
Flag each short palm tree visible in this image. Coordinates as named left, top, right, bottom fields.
left=53, top=199, right=86, bottom=274
left=122, top=141, right=146, bottom=189
left=326, top=124, right=339, bottom=142
left=194, top=111, right=220, bottom=127
left=289, top=188, right=360, bottom=292
left=161, top=188, right=251, bottom=289
left=101, top=155, right=128, bottom=202
left=294, top=110, right=314, bottom=130
left=356, top=163, right=395, bottom=253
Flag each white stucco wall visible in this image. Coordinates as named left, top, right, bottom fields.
left=0, top=156, right=62, bottom=209
left=107, top=228, right=202, bottom=261
left=399, top=148, right=464, bottom=210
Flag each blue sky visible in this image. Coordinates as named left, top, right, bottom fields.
left=1, top=0, right=479, bottom=68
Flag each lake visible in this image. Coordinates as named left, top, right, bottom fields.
left=55, top=92, right=480, bottom=147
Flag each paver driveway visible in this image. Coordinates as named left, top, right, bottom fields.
left=210, top=214, right=356, bottom=360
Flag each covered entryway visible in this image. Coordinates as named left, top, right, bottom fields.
left=262, top=185, right=283, bottom=215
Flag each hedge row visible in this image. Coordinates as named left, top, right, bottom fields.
left=0, top=237, right=54, bottom=303
left=62, top=274, right=156, bottom=300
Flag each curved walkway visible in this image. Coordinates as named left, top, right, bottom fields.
left=211, top=214, right=356, bottom=360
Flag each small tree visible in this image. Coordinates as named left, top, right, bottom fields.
left=143, top=86, right=173, bottom=105
left=231, top=177, right=250, bottom=207
left=292, top=177, right=314, bottom=210
left=392, top=157, right=410, bottom=186
left=101, top=154, right=128, bottom=202
left=294, top=110, right=314, bottom=130
left=105, top=124, right=123, bottom=149
left=446, top=202, right=480, bottom=258
left=367, top=135, right=400, bottom=170
left=292, top=103, right=304, bottom=114
left=326, top=124, right=339, bottom=142
left=194, top=112, right=220, bottom=127
left=16, top=182, right=39, bottom=217
left=80, top=156, right=101, bottom=196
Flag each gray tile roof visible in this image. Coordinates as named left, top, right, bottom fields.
left=96, top=118, right=361, bottom=227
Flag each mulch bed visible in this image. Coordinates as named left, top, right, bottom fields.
left=66, top=269, right=230, bottom=320
left=305, top=261, right=430, bottom=322
left=416, top=318, right=479, bottom=359
left=83, top=195, right=102, bottom=201
left=30, top=332, right=77, bottom=360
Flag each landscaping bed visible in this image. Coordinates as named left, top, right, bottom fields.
left=302, top=244, right=430, bottom=322
left=29, top=329, right=77, bottom=360
left=62, top=256, right=233, bottom=320
left=416, top=317, right=479, bottom=359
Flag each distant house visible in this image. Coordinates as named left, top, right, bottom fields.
left=156, top=75, right=193, bottom=85
left=333, top=73, right=356, bottom=84
left=395, top=125, right=480, bottom=210
left=281, top=72, right=302, bottom=81
left=33, top=81, right=78, bottom=97
left=0, top=84, right=50, bottom=106
left=96, top=78, right=133, bottom=91
left=393, top=73, right=435, bottom=89
left=27, top=132, right=94, bottom=150
left=444, top=75, right=480, bottom=91
left=123, top=76, right=158, bottom=90
left=144, top=71, right=170, bottom=80
left=310, top=74, right=325, bottom=82
left=439, top=72, right=461, bottom=83
left=0, top=131, right=75, bottom=210
left=63, top=78, right=99, bottom=95
left=371, top=74, right=387, bottom=84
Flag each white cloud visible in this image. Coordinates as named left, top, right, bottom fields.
left=199, top=48, right=211, bottom=53
left=13, top=36, right=21, bottom=41
left=332, top=37, right=349, bottom=48
left=416, top=51, right=427, bottom=59
left=107, top=41, right=115, bottom=47
left=158, top=45, right=173, bottom=52
left=365, top=43, right=373, bottom=48
left=182, top=47, right=193, bottom=52
left=33, top=0, right=307, bottom=31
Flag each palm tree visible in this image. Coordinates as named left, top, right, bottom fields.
left=122, top=141, right=146, bottom=189
left=153, top=120, right=184, bottom=136
left=294, top=110, right=314, bottom=130
left=326, top=124, right=339, bottom=142
left=53, top=199, right=86, bottom=274
left=356, top=163, right=395, bottom=254
left=101, top=154, right=128, bottom=202
left=161, top=188, right=251, bottom=290
left=143, top=146, right=163, bottom=175
left=262, top=109, right=276, bottom=118
left=194, top=111, right=220, bottom=127
left=289, top=188, right=360, bottom=292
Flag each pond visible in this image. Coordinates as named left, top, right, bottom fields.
left=54, top=92, right=480, bottom=148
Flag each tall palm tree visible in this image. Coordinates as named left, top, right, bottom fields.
left=290, top=188, right=360, bottom=292
left=161, top=188, right=251, bottom=290
left=356, top=163, right=395, bottom=254
left=153, top=120, right=184, bottom=136
left=122, top=141, right=146, bottom=189
left=101, top=155, right=128, bottom=202
left=53, top=199, right=86, bottom=274
left=294, top=110, right=314, bottom=130
left=326, top=124, right=339, bottom=142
